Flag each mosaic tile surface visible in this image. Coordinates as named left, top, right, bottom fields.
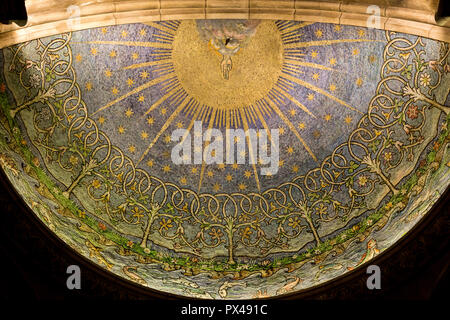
left=0, top=20, right=449, bottom=299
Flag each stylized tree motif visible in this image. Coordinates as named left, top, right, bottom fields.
left=3, top=29, right=447, bottom=268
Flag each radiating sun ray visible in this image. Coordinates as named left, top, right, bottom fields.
left=75, top=41, right=172, bottom=48
left=92, top=73, right=176, bottom=116
left=264, top=97, right=317, bottom=161
left=239, top=108, right=261, bottom=192
left=272, top=86, right=316, bottom=118
left=145, top=22, right=175, bottom=32
left=283, top=39, right=384, bottom=48
left=137, top=94, right=190, bottom=165
left=197, top=109, right=218, bottom=193
left=123, top=59, right=172, bottom=70
left=276, top=21, right=315, bottom=34
left=87, top=20, right=372, bottom=194
left=282, top=74, right=363, bottom=114
left=283, top=60, right=341, bottom=72
left=142, top=82, right=182, bottom=117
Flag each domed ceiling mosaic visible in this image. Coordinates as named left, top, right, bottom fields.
left=0, top=19, right=449, bottom=299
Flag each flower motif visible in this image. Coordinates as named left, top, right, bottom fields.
left=159, top=218, right=173, bottom=231
left=433, top=141, right=440, bottom=151
left=91, top=179, right=101, bottom=189
left=29, top=73, right=41, bottom=88
left=316, top=203, right=327, bottom=216
left=261, top=259, right=271, bottom=266
left=288, top=216, right=301, bottom=229
left=131, top=206, right=144, bottom=222
left=240, top=226, right=253, bottom=240
left=358, top=175, right=368, bottom=187
left=419, top=73, right=431, bottom=87
left=208, top=228, right=223, bottom=241
left=126, top=240, right=134, bottom=248
left=69, top=155, right=78, bottom=166
left=384, top=151, right=392, bottom=162
left=0, top=83, right=6, bottom=93
left=98, top=222, right=107, bottom=231
left=406, top=104, right=419, bottom=119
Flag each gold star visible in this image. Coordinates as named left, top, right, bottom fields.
left=147, top=117, right=154, bottom=125
left=121, top=30, right=128, bottom=38
left=313, top=130, right=321, bottom=138
left=298, top=122, right=305, bottom=129
left=141, top=131, right=148, bottom=140
left=244, top=170, right=252, bottom=178
left=126, top=78, right=134, bottom=87
left=132, top=52, right=139, bottom=60
left=90, top=48, right=98, bottom=56
left=315, top=29, right=323, bottom=38
left=138, top=95, right=145, bottom=102
left=289, top=109, right=296, bottom=116
left=111, top=87, right=119, bottom=95
left=163, top=165, right=171, bottom=173
left=118, top=125, right=125, bottom=134
left=311, top=50, right=318, bottom=58
left=85, top=82, right=93, bottom=91
left=140, top=71, right=149, bottom=79
left=125, top=108, right=134, bottom=118
left=98, top=116, right=105, bottom=124
left=329, top=58, right=337, bottom=66
left=352, top=48, right=360, bottom=55
left=307, top=93, right=314, bottom=100
left=104, top=69, right=112, bottom=77
left=213, top=183, right=221, bottom=192
left=369, top=55, right=377, bottom=63
left=147, top=159, right=154, bottom=167
left=217, top=163, right=225, bottom=170
left=180, top=177, right=187, bottom=185
left=329, top=84, right=337, bottom=91
left=109, top=50, right=117, bottom=58
left=128, top=145, right=136, bottom=153
left=287, top=146, right=294, bottom=154
left=238, top=183, right=247, bottom=190
left=191, top=167, right=198, bottom=174
left=161, top=108, right=167, bottom=115
left=101, top=27, right=108, bottom=34
left=356, top=78, right=363, bottom=87
left=140, top=29, right=146, bottom=36
left=279, top=127, right=285, bottom=135
left=345, top=116, right=353, bottom=124
left=207, top=170, right=214, bottom=177
left=334, top=25, right=341, bottom=32
left=232, top=163, right=239, bottom=170
left=226, top=174, right=233, bottom=182
left=324, top=114, right=332, bottom=121
left=75, top=54, right=82, bottom=62
left=312, top=73, right=319, bottom=81
left=292, top=165, right=299, bottom=173
left=164, top=135, right=171, bottom=143
left=358, top=29, right=365, bottom=37
left=176, top=121, right=184, bottom=129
